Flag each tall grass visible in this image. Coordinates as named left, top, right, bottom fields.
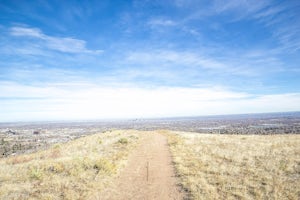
left=0, top=130, right=140, bottom=199
left=164, top=131, right=300, bottom=200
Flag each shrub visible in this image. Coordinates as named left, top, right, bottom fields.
left=117, top=138, right=128, bottom=145
left=29, top=166, right=44, bottom=180
left=93, top=159, right=116, bottom=174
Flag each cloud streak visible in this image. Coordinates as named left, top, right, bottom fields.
left=125, top=49, right=282, bottom=76
left=148, top=18, right=177, bottom=27
left=10, top=26, right=102, bottom=54
left=0, top=81, right=299, bottom=122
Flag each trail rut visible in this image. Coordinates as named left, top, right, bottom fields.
left=99, top=131, right=184, bottom=200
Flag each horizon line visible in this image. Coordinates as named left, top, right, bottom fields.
left=1, top=111, right=299, bottom=124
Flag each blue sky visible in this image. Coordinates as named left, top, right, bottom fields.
left=0, top=0, right=300, bottom=121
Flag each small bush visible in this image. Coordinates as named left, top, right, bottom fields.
left=130, top=135, right=138, bottom=140
left=93, top=159, right=116, bottom=174
left=53, top=144, right=61, bottom=149
left=0, top=138, right=5, bottom=145
left=117, top=138, right=128, bottom=145
left=279, top=160, right=287, bottom=171
left=29, top=166, right=44, bottom=180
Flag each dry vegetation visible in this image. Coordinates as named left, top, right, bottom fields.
left=0, top=130, right=140, bottom=200
left=163, top=130, right=300, bottom=200
left=1, top=128, right=299, bottom=200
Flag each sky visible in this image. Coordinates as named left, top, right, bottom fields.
left=0, top=0, right=300, bottom=122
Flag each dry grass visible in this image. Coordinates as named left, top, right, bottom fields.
left=0, top=130, right=140, bottom=200
left=163, top=131, right=300, bottom=200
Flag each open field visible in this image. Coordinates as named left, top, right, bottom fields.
left=0, top=121, right=299, bottom=199
left=0, top=130, right=184, bottom=200
left=164, top=131, right=300, bottom=199
left=0, top=130, right=140, bottom=199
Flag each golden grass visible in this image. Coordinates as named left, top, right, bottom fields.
left=0, top=130, right=140, bottom=200
left=164, top=131, right=300, bottom=200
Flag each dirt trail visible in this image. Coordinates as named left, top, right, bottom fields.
left=99, top=131, right=184, bottom=200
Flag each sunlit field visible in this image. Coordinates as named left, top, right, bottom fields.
left=0, top=130, right=139, bottom=199
left=1, top=129, right=299, bottom=199
left=164, top=131, right=300, bottom=199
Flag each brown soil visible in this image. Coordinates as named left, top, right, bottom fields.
left=99, top=131, right=184, bottom=200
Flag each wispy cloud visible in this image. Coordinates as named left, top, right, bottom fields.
left=173, top=0, right=272, bottom=22
left=173, top=0, right=300, bottom=53
left=253, top=5, right=285, bottom=22
left=10, top=26, right=102, bottom=54
left=272, top=22, right=300, bottom=52
left=0, top=1, right=299, bottom=121
left=1, top=23, right=286, bottom=90
left=213, top=1, right=300, bottom=52
left=1, top=80, right=299, bottom=121
left=11, top=27, right=43, bottom=37
left=148, top=18, right=177, bottom=27
left=213, top=0, right=270, bottom=16
left=125, top=49, right=282, bottom=77
left=251, top=2, right=300, bottom=53
left=126, top=50, right=226, bottom=69
left=0, top=66, right=86, bottom=83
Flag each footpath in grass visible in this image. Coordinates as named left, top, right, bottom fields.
left=99, top=131, right=184, bottom=200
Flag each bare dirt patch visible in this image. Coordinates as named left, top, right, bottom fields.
left=99, top=131, right=184, bottom=200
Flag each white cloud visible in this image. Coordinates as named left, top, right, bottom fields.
left=174, top=0, right=299, bottom=53
left=11, top=27, right=44, bottom=38
left=10, top=26, right=102, bottom=54
left=253, top=5, right=284, bottom=21
left=126, top=50, right=225, bottom=69
left=0, top=81, right=299, bottom=121
left=125, top=49, right=281, bottom=77
left=211, top=1, right=300, bottom=52
left=213, top=0, right=270, bottom=15
left=148, top=19, right=177, bottom=27
left=272, top=24, right=300, bottom=52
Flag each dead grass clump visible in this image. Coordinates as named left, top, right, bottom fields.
left=47, top=161, right=66, bottom=173
left=165, top=131, right=300, bottom=200
left=6, top=155, right=34, bottom=165
left=49, top=147, right=61, bottom=159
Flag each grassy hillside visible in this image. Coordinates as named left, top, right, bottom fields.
left=0, top=130, right=140, bottom=199
left=164, top=131, right=300, bottom=199
left=1, top=129, right=299, bottom=199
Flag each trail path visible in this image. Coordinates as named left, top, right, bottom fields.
left=100, top=131, right=184, bottom=200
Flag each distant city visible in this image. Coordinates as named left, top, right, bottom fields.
left=1, top=112, right=300, bottom=157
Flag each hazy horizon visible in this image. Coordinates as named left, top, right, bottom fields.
left=1, top=0, right=300, bottom=121
left=0, top=111, right=299, bottom=124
